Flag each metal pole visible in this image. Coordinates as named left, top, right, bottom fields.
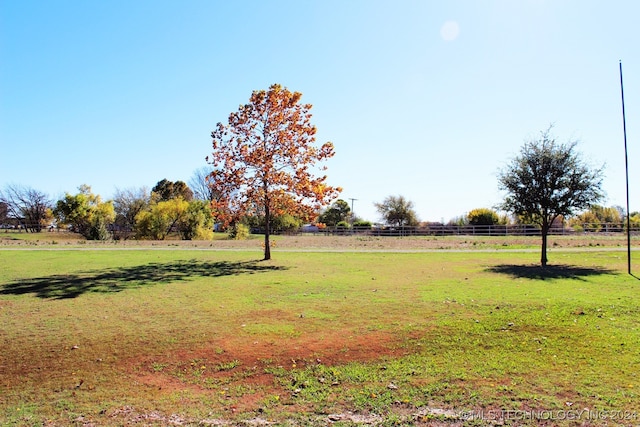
left=620, top=60, right=631, bottom=275
left=348, top=198, right=357, bottom=221
left=348, top=198, right=357, bottom=233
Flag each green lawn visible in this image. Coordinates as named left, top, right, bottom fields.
left=1, top=246, right=639, bottom=426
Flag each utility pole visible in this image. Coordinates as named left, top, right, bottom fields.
left=620, top=60, right=631, bottom=275
left=348, top=198, right=357, bottom=228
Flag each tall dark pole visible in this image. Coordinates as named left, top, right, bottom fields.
left=620, top=60, right=631, bottom=275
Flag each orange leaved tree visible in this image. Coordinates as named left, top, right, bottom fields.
left=207, top=84, right=341, bottom=260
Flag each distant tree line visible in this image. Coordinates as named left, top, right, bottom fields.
left=0, top=179, right=214, bottom=241
left=0, top=105, right=623, bottom=266
left=3, top=177, right=633, bottom=240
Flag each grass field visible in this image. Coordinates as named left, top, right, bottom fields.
left=1, top=233, right=639, bottom=426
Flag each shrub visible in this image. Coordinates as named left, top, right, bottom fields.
left=88, top=217, right=110, bottom=241
left=179, top=200, right=215, bottom=240
left=467, top=208, right=499, bottom=226
left=353, top=220, right=372, bottom=229
left=272, top=214, right=302, bottom=233
left=229, top=223, right=250, bottom=240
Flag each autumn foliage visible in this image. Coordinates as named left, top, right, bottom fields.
left=207, top=84, right=341, bottom=260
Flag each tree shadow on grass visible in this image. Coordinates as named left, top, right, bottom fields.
left=1, top=260, right=287, bottom=300
left=486, top=264, right=616, bottom=281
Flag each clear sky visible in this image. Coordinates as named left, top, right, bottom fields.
left=1, top=0, right=638, bottom=223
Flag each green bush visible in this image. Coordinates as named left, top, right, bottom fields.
left=88, top=217, right=110, bottom=241
left=353, top=220, right=372, bottom=229
left=271, top=214, right=302, bottom=233
left=229, top=223, right=250, bottom=240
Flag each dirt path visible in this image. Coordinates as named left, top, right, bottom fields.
left=0, top=232, right=636, bottom=252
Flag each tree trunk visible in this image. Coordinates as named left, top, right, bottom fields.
left=263, top=203, right=271, bottom=261
left=540, top=225, right=548, bottom=267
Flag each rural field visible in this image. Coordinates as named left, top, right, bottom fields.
left=1, top=232, right=639, bottom=426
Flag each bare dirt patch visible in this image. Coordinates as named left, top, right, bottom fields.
left=129, top=329, right=413, bottom=414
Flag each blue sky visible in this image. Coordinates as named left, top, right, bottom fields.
left=1, top=0, right=638, bottom=223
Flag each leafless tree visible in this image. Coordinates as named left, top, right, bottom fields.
left=0, top=184, right=53, bottom=232
left=112, top=186, right=150, bottom=239
left=189, top=166, right=217, bottom=201
left=0, top=202, right=8, bottom=224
